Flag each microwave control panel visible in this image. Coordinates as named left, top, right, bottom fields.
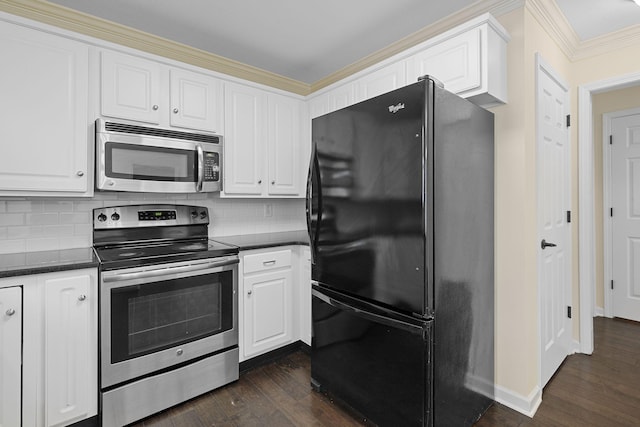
left=204, top=152, right=220, bottom=182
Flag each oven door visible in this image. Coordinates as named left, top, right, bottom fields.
left=100, top=256, right=238, bottom=388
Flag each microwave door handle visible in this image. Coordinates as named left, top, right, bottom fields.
left=196, top=144, right=204, bottom=192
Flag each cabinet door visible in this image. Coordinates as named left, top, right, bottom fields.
left=0, top=22, right=89, bottom=194
left=406, top=27, right=481, bottom=95
left=0, top=287, right=21, bottom=427
left=101, top=50, right=161, bottom=124
left=223, top=83, right=266, bottom=195
left=355, top=62, right=406, bottom=103
left=268, top=94, right=301, bottom=196
left=243, top=268, right=293, bottom=358
left=44, top=273, right=95, bottom=427
left=170, top=68, right=223, bottom=133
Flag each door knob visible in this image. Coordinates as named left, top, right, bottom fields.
left=541, top=239, right=557, bottom=250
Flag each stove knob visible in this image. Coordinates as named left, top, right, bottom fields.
left=97, top=213, right=107, bottom=222
left=191, top=211, right=198, bottom=218
left=111, top=212, right=120, bottom=221
left=199, top=211, right=207, bottom=219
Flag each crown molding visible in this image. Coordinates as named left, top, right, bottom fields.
left=526, top=0, right=640, bottom=63
left=0, top=0, right=311, bottom=95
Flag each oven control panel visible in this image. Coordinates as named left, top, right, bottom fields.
left=93, top=204, right=209, bottom=229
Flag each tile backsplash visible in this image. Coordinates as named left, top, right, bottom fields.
left=0, top=193, right=306, bottom=254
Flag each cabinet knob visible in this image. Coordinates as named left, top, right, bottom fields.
left=176, top=348, right=184, bottom=356
left=76, top=171, right=84, bottom=177
left=78, top=294, right=86, bottom=301
left=173, top=108, right=179, bottom=114
left=152, top=104, right=159, bottom=110
left=5, top=308, right=15, bottom=316
left=271, top=181, right=275, bottom=185
left=247, top=290, right=252, bottom=296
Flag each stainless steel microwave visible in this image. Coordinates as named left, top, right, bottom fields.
left=95, top=119, right=222, bottom=193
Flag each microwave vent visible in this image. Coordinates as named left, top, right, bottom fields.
left=103, top=121, right=220, bottom=144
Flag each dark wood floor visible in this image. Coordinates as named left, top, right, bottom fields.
left=134, top=317, right=640, bottom=426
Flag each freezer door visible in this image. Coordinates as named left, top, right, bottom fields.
left=308, top=80, right=430, bottom=316
left=311, top=285, right=432, bottom=427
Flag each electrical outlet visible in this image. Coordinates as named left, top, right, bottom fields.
left=264, top=203, right=273, bottom=217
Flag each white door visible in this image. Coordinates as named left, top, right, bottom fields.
left=0, top=21, right=89, bottom=194
left=169, top=68, right=223, bottom=133
left=223, top=83, right=265, bottom=195
left=0, top=287, right=22, bottom=427
left=101, top=50, right=161, bottom=124
left=243, top=269, right=292, bottom=357
left=45, top=273, right=93, bottom=427
left=536, top=55, right=572, bottom=388
left=268, top=93, right=301, bottom=196
left=611, top=112, right=640, bottom=322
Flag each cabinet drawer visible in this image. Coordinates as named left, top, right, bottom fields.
left=243, top=250, right=292, bottom=274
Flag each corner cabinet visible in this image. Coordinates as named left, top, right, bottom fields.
left=0, top=287, right=22, bottom=427
left=222, top=83, right=304, bottom=198
left=100, top=50, right=224, bottom=133
left=0, top=20, right=91, bottom=197
left=239, top=248, right=294, bottom=360
left=10, top=268, right=99, bottom=427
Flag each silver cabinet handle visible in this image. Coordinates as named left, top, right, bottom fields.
left=258, top=179, right=262, bottom=184
left=173, top=108, right=179, bottom=114
left=176, top=348, right=183, bottom=356
left=247, top=290, right=252, bottom=295
left=271, top=181, right=275, bottom=185
left=152, top=105, right=159, bottom=110
left=263, top=260, right=276, bottom=266
left=76, top=171, right=84, bottom=177
left=6, top=308, right=15, bottom=316
left=78, top=294, right=86, bottom=301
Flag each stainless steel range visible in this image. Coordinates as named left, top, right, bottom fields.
left=93, top=204, right=239, bottom=427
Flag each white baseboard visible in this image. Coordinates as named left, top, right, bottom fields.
left=594, top=307, right=604, bottom=317
left=494, top=384, right=541, bottom=418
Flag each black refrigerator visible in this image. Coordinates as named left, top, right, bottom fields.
left=307, top=76, right=494, bottom=426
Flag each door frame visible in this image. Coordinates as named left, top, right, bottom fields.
left=602, top=107, right=640, bottom=318
left=578, top=71, right=640, bottom=354
left=535, top=53, right=572, bottom=388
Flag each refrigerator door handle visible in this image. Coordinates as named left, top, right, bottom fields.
left=306, top=141, right=322, bottom=264
left=312, top=287, right=426, bottom=334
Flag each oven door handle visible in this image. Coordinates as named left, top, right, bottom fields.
left=102, top=258, right=238, bottom=283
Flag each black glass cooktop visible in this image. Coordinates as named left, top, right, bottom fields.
left=95, top=238, right=238, bottom=270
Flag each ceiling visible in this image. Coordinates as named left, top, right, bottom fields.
left=46, top=0, right=640, bottom=84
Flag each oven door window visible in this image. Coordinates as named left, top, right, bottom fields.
left=110, top=271, right=233, bottom=363
left=105, top=142, right=196, bottom=182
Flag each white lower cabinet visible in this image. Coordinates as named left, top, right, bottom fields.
left=44, top=273, right=96, bottom=427
left=239, top=248, right=293, bottom=360
left=3, top=268, right=98, bottom=427
left=299, top=247, right=312, bottom=346
left=0, top=286, right=22, bottom=427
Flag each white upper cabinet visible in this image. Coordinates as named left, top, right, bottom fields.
left=223, top=82, right=266, bottom=196
left=309, top=13, right=509, bottom=114
left=169, top=68, right=223, bottom=133
left=268, top=93, right=301, bottom=196
left=405, top=15, right=509, bottom=107
left=355, top=62, right=406, bottom=104
left=101, top=50, right=223, bottom=133
left=0, top=20, right=90, bottom=196
left=223, top=83, right=304, bottom=198
left=101, top=50, right=162, bottom=125
left=406, top=27, right=481, bottom=95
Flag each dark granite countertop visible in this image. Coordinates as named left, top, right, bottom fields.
left=0, top=247, right=99, bottom=279
left=214, top=230, right=309, bottom=251
left=0, top=231, right=308, bottom=279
